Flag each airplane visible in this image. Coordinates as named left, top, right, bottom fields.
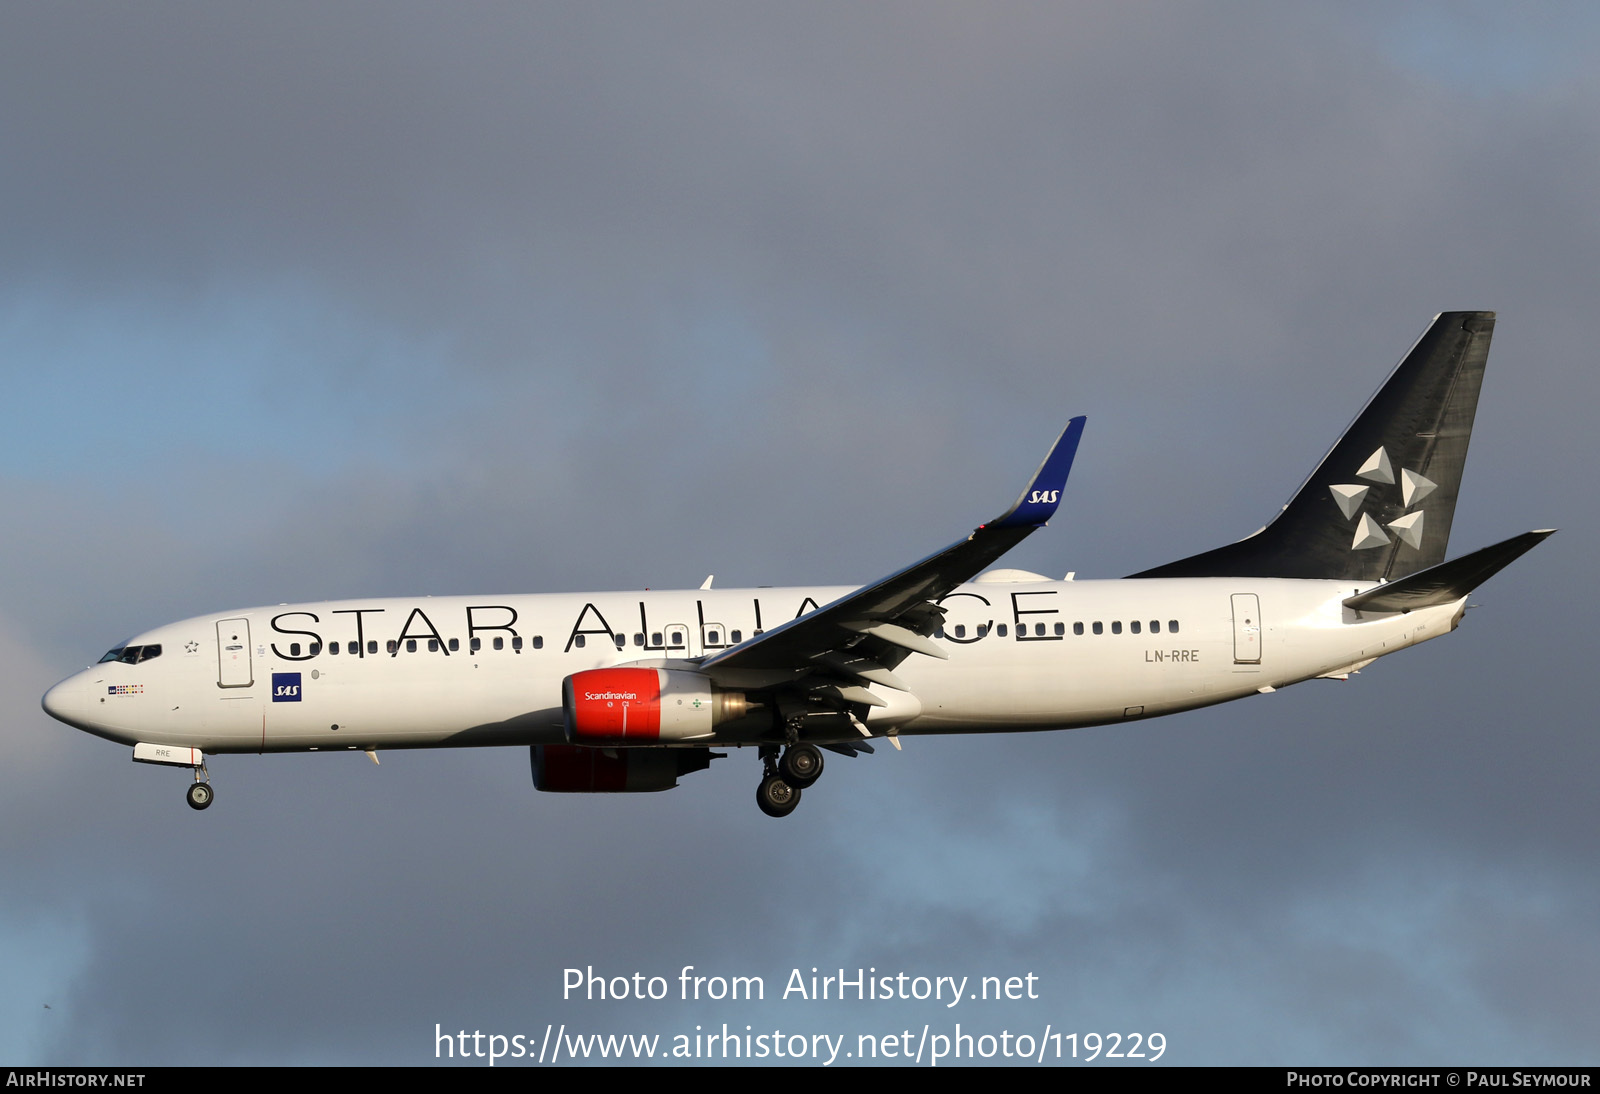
left=41, top=311, right=1552, bottom=817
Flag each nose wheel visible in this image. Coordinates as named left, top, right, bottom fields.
left=186, top=760, right=214, bottom=811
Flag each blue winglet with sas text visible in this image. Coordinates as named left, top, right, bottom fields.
left=988, top=415, right=1086, bottom=529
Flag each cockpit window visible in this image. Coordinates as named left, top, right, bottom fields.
left=98, top=644, right=162, bottom=665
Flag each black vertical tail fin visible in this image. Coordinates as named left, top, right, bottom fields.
left=1131, top=312, right=1495, bottom=582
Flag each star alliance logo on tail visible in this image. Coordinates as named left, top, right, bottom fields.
left=1330, top=447, right=1436, bottom=552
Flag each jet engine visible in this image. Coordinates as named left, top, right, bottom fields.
left=530, top=744, right=714, bottom=793
left=562, top=667, right=750, bottom=745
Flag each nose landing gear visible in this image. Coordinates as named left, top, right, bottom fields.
left=187, top=759, right=214, bottom=811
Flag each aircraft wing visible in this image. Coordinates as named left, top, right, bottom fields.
left=698, top=417, right=1086, bottom=692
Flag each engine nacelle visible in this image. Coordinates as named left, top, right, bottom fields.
left=562, top=667, right=749, bottom=745
left=530, top=744, right=713, bottom=793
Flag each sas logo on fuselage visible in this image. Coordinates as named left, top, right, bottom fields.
left=1027, top=489, right=1060, bottom=504
left=271, top=672, right=302, bottom=702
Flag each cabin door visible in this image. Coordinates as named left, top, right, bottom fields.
left=1230, top=594, right=1262, bottom=665
left=217, top=618, right=254, bottom=687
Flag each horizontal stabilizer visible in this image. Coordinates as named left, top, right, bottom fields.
left=1343, top=530, right=1554, bottom=613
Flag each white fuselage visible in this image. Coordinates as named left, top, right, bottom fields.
left=44, top=576, right=1464, bottom=755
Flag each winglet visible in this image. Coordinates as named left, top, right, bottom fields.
left=987, top=416, right=1087, bottom=530
left=700, top=414, right=1084, bottom=678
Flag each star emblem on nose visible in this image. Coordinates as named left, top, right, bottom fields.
left=1331, top=446, right=1436, bottom=551
left=184, top=640, right=199, bottom=653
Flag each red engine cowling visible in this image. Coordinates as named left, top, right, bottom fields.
left=562, top=668, right=748, bottom=745
left=530, top=744, right=713, bottom=793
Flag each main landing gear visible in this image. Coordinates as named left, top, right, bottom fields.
left=755, top=743, right=825, bottom=818
left=781, top=743, right=824, bottom=788
left=186, top=760, right=214, bottom=811
left=756, top=773, right=799, bottom=818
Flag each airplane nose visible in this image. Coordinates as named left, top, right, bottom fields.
left=42, top=674, right=88, bottom=728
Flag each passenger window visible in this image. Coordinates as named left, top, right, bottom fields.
left=997, top=624, right=1007, bottom=637
left=406, top=640, right=417, bottom=653
left=1150, top=621, right=1161, bottom=634
left=574, top=635, right=586, bottom=649
left=633, top=633, right=644, bottom=647
left=954, top=625, right=966, bottom=638
left=669, top=630, right=683, bottom=646
left=707, top=630, right=720, bottom=644
left=977, top=624, right=989, bottom=637
left=328, top=642, right=339, bottom=656
left=533, top=635, right=544, bottom=650
left=614, top=634, right=625, bottom=650
left=470, top=637, right=481, bottom=653
left=449, top=638, right=459, bottom=652
left=512, top=636, right=524, bottom=651
left=1074, top=622, right=1084, bottom=636
left=1035, top=623, right=1046, bottom=636
left=493, top=637, right=504, bottom=651
left=1054, top=622, right=1065, bottom=636
left=387, top=641, right=398, bottom=654
left=1169, top=620, right=1180, bottom=633
left=428, top=639, right=439, bottom=652
left=368, top=641, right=378, bottom=655
left=1130, top=621, right=1141, bottom=634
left=935, top=627, right=946, bottom=639
left=290, top=643, right=302, bottom=657
left=1092, top=622, right=1103, bottom=635
left=309, top=643, right=321, bottom=656
left=1111, top=621, right=1122, bottom=635
left=730, top=630, right=742, bottom=643
left=652, top=632, right=662, bottom=646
